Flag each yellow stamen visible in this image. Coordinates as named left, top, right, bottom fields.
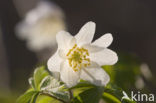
left=66, top=44, right=90, bottom=72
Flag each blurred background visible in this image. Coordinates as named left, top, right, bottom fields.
left=0, top=0, right=156, bottom=102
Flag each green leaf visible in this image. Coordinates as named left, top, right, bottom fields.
left=34, top=66, right=49, bottom=90
left=40, top=76, right=70, bottom=102
left=122, top=98, right=136, bottom=103
left=71, top=97, right=81, bottom=103
left=29, top=77, right=35, bottom=90
left=40, top=76, right=63, bottom=89
left=36, top=95, right=61, bottom=103
left=72, top=86, right=104, bottom=103
left=16, top=91, right=38, bottom=103
left=40, top=76, right=65, bottom=93
left=102, top=92, right=121, bottom=103
left=71, top=81, right=96, bottom=98
left=104, top=83, right=123, bottom=100
left=40, top=76, right=52, bottom=89
left=52, top=92, right=70, bottom=102
left=29, top=92, right=39, bottom=103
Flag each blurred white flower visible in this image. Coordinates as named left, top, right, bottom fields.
left=48, top=21, right=118, bottom=87
left=99, top=99, right=105, bottom=103
left=16, top=1, right=66, bottom=51
left=140, top=63, right=152, bottom=80
left=135, top=76, right=145, bottom=90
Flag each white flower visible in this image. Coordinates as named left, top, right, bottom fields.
left=48, top=21, right=118, bottom=87
left=15, top=1, right=66, bottom=51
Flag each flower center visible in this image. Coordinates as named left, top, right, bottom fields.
left=66, top=44, right=90, bottom=72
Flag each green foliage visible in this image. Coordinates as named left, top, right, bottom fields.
left=29, top=92, right=40, bottom=103
left=40, top=76, right=63, bottom=90
left=29, top=77, right=36, bottom=90
left=71, top=81, right=135, bottom=103
left=104, top=83, right=123, bottom=100
left=36, top=95, right=61, bottom=103
left=23, top=66, right=70, bottom=103
left=70, top=82, right=136, bottom=103
left=72, top=86, right=104, bottom=103
left=33, top=66, right=49, bottom=90
left=40, top=76, right=51, bottom=89
left=40, top=75, right=70, bottom=102
left=77, top=87, right=104, bottom=103
left=71, top=81, right=97, bottom=99
left=71, top=81, right=102, bottom=103
left=17, top=62, right=139, bottom=103
left=16, top=66, right=49, bottom=103
left=16, top=91, right=39, bottom=103
left=52, top=92, right=70, bottom=102
left=122, top=99, right=136, bottom=103
left=102, top=92, right=120, bottom=103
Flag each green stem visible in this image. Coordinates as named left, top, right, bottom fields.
left=69, top=90, right=73, bottom=101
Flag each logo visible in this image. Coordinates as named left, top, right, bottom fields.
left=131, top=91, right=155, bottom=102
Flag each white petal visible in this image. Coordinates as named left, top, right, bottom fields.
left=69, top=37, right=77, bottom=48
left=47, top=50, right=63, bottom=72
left=60, top=61, right=80, bottom=87
left=75, top=21, right=96, bottom=45
left=90, top=49, right=118, bottom=65
left=80, top=67, right=110, bottom=86
left=56, top=31, right=73, bottom=49
left=82, top=44, right=103, bottom=53
left=92, top=33, right=113, bottom=48
left=58, top=49, right=66, bottom=59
